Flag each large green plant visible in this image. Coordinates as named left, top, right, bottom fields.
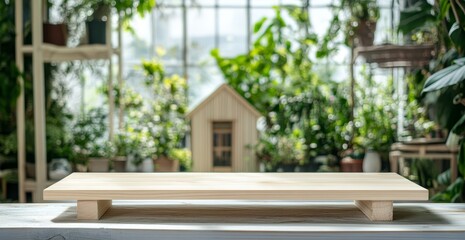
left=213, top=6, right=352, bottom=165
left=138, top=60, right=188, bottom=158
left=317, top=0, right=380, bottom=57
left=352, top=67, right=396, bottom=153
left=405, top=0, right=465, bottom=202
left=0, top=0, right=21, bottom=160
left=70, top=108, right=107, bottom=164
left=72, top=0, right=156, bottom=30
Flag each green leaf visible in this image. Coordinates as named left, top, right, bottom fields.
left=459, top=141, right=465, bottom=176
left=422, top=57, right=465, bottom=93
left=398, top=0, right=436, bottom=34
left=437, top=169, right=451, bottom=186
left=451, top=114, right=465, bottom=136
left=438, top=0, right=450, bottom=19
left=449, top=22, right=465, bottom=50
left=253, top=17, right=267, bottom=33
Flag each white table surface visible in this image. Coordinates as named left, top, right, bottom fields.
left=1, top=200, right=465, bottom=240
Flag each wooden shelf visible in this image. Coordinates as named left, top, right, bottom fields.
left=42, top=44, right=115, bottom=62
left=20, top=44, right=116, bottom=62
left=355, top=44, right=435, bottom=68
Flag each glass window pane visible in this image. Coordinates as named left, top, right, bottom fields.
left=374, top=8, right=392, bottom=44
left=250, top=8, right=276, bottom=42
left=310, top=0, right=333, bottom=7
left=154, top=9, right=184, bottom=64
left=186, top=0, right=216, bottom=7
left=219, top=8, right=247, bottom=57
left=123, top=15, right=152, bottom=62
left=187, top=66, right=224, bottom=108
left=251, top=0, right=280, bottom=7
left=187, top=8, right=215, bottom=64
left=219, top=0, right=247, bottom=6
left=309, top=8, right=333, bottom=39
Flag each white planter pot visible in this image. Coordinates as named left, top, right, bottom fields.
left=363, top=150, right=381, bottom=172
left=140, top=158, right=154, bottom=172
left=48, top=158, right=72, bottom=180
left=125, top=154, right=138, bottom=172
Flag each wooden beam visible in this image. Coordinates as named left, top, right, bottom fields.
left=15, top=0, right=26, bottom=203
left=77, top=200, right=112, bottom=220
left=355, top=200, right=393, bottom=221
left=32, top=0, right=46, bottom=203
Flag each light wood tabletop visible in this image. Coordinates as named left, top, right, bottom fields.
left=43, top=172, right=428, bottom=221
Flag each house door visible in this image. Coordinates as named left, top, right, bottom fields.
left=212, top=122, right=233, bottom=172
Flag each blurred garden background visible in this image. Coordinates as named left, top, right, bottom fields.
left=0, top=0, right=465, bottom=203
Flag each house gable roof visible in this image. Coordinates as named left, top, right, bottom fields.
left=187, top=83, right=262, bottom=119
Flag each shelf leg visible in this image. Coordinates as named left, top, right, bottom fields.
left=355, top=200, right=393, bottom=221
left=77, top=200, right=112, bottom=220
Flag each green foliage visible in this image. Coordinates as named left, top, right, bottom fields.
left=352, top=67, right=397, bottom=152
left=168, top=148, right=192, bottom=171
left=0, top=0, right=21, bottom=158
left=422, top=57, right=465, bottom=93
left=398, top=0, right=436, bottom=35
left=138, top=60, right=188, bottom=157
left=432, top=177, right=465, bottom=203
left=317, top=0, right=380, bottom=57
left=404, top=0, right=465, bottom=203
left=74, top=0, right=156, bottom=30
left=211, top=6, right=317, bottom=114
left=70, top=108, right=107, bottom=164
left=398, top=0, right=465, bottom=50
left=255, top=131, right=306, bottom=171
left=212, top=6, right=353, bottom=163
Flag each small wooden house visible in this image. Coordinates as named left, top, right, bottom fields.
left=187, top=84, right=262, bottom=172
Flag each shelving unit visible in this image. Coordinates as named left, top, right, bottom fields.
left=14, top=0, right=123, bottom=202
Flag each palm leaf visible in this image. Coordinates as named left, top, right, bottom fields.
left=422, top=57, right=465, bottom=93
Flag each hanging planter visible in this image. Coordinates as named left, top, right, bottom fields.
left=43, top=23, right=68, bottom=46
left=354, top=20, right=377, bottom=47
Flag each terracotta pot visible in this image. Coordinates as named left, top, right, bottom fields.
left=43, top=23, right=68, bottom=46
left=354, top=20, right=376, bottom=47
left=340, top=157, right=363, bottom=172
left=112, top=156, right=127, bottom=172
left=88, top=157, right=110, bottom=172
left=153, top=156, right=179, bottom=172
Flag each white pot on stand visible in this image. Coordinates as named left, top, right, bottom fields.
left=363, top=150, right=381, bottom=172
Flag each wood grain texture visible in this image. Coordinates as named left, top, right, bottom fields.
left=355, top=200, right=393, bottom=221
left=77, top=200, right=112, bottom=220
left=1, top=201, right=465, bottom=240
left=43, top=172, right=428, bottom=201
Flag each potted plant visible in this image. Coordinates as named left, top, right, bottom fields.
left=169, top=148, right=192, bottom=172
left=43, top=0, right=71, bottom=46
left=70, top=108, right=107, bottom=171
left=255, top=134, right=306, bottom=172
left=112, top=131, right=129, bottom=172
left=88, top=141, right=115, bottom=172
left=139, top=60, right=188, bottom=172
left=348, top=0, right=380, bottom=47
left=85, top=2, right=110, bottom=44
